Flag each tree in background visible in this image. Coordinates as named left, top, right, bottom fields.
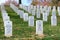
left=52, top=0, right=60, bottom=6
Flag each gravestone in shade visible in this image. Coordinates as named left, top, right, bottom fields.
left=40, top=6, right=43, bottom=14
left=58, top=10, right=60, bottom=16
left=34, top=6, right=36, bottom=10
left=19, top=4, right=23, bottom=8
left=23, top=13, right=28, bottom=21
left=36, top=20, right=43, bottom=35
left=52, top=10, right=56, bottom=16
left=48, top=6, right=51, bottom=11
left=32, top=9, right=35, bottom=16
left=28, top=6, right=31, bottom=14
left=43, top=13, right=48, bottom=21
left=24, top=6, right=28, bottom=11
left=28, top=16, right=34, bottom=26
left=46, top=10, right=49, bottom=16
left=30, top=5, right=34, bottom=14
left=30, top=5, right=34, bottom=10
left=57, top=7, right=60, bottom=16
left=19, top=10, right=24, bottom=18
left=36, top=9, right=40, bottom=18
left=32, top=6, right=36, bottom=16
left=37, top=5, right=40, bottom=10
left=17, top=10, right=21, bottom=15
left=51, top=16, right=57, bottom=26
left=4, top=21, right=12, bottom=37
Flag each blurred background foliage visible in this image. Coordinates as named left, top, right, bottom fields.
left=32, top=0, right=60, bottom=6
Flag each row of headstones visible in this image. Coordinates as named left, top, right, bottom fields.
left=10, top=3, right=34, bottom=26
left=19, top=4, right=60, bottom=16
left=1, top=4, right=12, bottom=37
left=19, top=4, right=57, bottom=26
left=19, top=4, right=51, bottom=17
left=10, top=3, right=43, bottom=35
left=10, top=4, right=58, bottom=35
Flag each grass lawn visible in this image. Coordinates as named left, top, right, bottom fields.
left=0, top=6, right=60, bottom=40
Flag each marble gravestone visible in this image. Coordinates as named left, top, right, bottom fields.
left=52, top=6, right=56, bottom=16
left=58, top=11, right=60, bottom=16
left=40, top=6, right=43, bottom=14
left=3, top=16, right=10, bottom=22
left=17, top=10, right=20, bottom=15
left=23, top=13, right=28, bottom=21
left=52, top=10, right=56, bottom=16
left=24, top=6, right=28, bottom=11
left=32, top=9, right=35, bottom=16
left=32, top=6, right=36, bottom=16
left=19, top=4, right=23, bottom=8
left=57, top=7, right=60, bottom=16
left=2, top=13, right=8, bottom=17
left=36, top=20, right=43, bottom=35
left=43, top=13, right=48, bottom=21
left=2, top=13, right=10, bottom=22
left=28, top=6, right=31, bottom=14
left=30, top=5, right=34, bottom=14
left=19, top=10, right=24, bottom=18
left=28, top=16, right=34, bottom=26
left=48, top=6, right=51, bottom=11
left=51, top=16, right=57, bottom=26
left=4, top=21, right=12, bottom=37
left=36, top=9, right=40, bottom=18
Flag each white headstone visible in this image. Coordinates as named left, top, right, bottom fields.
left=28, top=6, right=31, bottom=14
left=48, top=6, right=51, bottom=11
left=57, top=7, right=60, bottom=16
left=17, top=10, right=20, bottom=15
left=19, top=4, right=23, bottom=8
left=36, top=20, right=43, bottom=35
left=32, top=9, right=36, bottom=16
left=36, top=9, right=40, bottom=18
left=28, top=16, right=34, bottom=26
left=40, top=6, right=43, bottom=13
left=30, top=5, right=34, bottom=14
left=31, top=6, right=36, bottom=16
left=4, top=21, right=12, bottom=37
left=43, top=13, right=48, bottom=21
left=52, top=10, right=56, bottom=16
left=51, top=16, right=57, bottom=26
left=23, top=13, right=28, bottom=21
left=52, top=6, right=56, bottom=11
left=37, top=5, right=40, bottom=9
left=2, top=13, right=8, bottom=17
left=58, top=11, right=60, bottom=16
left=19, top=10, right=24, bottom=18
left=3, top=16, right=10, bottom=22
left=24, top=6, right=28, bottom=11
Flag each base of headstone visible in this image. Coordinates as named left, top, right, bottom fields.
left=5, top=34, right=12, bottom=37
left=37, top=34, right=45, bottom=39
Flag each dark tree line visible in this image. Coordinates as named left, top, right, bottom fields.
left=52, top=0, right=60, bottom=6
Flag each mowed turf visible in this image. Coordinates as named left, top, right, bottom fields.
left=0, top=6, right=60, bottom=40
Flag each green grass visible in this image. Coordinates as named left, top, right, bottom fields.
left=0, top=6, right=60, bottom=40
